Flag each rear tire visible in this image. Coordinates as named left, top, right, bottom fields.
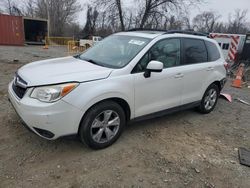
left=198, top=84, right=219, bottom=114
left=79, top=101, right=126, bottom=149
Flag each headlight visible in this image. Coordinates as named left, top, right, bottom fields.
left=30, top=83, right=79, bottom=102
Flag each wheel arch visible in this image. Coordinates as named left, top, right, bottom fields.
left=78, top=97, right=131, bottom=134
left=202, top=79, right=223, bottom=96
left=211, top=80, right=222, bottom=92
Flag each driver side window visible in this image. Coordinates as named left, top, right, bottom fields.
left=133, top=38, right=181, bottom=73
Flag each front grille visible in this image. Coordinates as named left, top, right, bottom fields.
left=12, top=74, right=27, bottom=99
left=12, top=83, right=27, bottom=99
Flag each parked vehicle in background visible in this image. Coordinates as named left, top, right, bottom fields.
left=8, top=30, right=227, bottom=149
left=240, top=33, right=250, bottom=61
left=79, top=36, right=102, bottom=48
left=210, top=33, right=246, bottom=63
left=92, top=36, right=102, bottom=44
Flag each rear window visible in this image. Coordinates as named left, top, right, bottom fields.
left=205, top=41, right=221, bottom=61
left=182, top=38, right=208, bottom=64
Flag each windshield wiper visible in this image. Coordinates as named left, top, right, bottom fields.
left=86, top=59, right=100, bottom=65
left=73, top=54, right=81, bottom=58
left=75, top=55, right=108, bottom=67
left=81, top=57, right=104, bottom=67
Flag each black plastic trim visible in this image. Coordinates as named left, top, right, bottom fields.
left=127, top=28, right=209, bottom=37
left=33, top=127, right=55, bottom=139
left=220, top=78, right=227, bottom=90
left=131, top=101, right=201, bottom=122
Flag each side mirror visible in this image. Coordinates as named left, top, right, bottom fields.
left=144, top=61, right=163, bottom=78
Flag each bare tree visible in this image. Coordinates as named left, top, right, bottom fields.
left=93, top=0, right=125, bottom=31
left=2, top=0, right=13, bottom=15
left=193, top=11, right=221, bottom=33
left=116, top=0, right=125, bottom=31
left=1, top=0, right=22, bottom=15
left=182, top=16, right=192, bottom=30
left=91, top=0, right=204, bottom=31
left=22, top=0, right=36, bottom=17
left=83, top=6, right=99, bottom=36
left=63, top=22, right=81, bottom=37
left=126, top=11, right=133, bottom=29
left=168, top=15, right=182, bottom=29
left=135, top=0, right=204, bottom=29
left=34, top=0, right=81, bottom=36
left=138, top=0, right=173, bottom=28
left=213, top=22, right=228, bottom=33
left=227, top=9, right=248, bottom=34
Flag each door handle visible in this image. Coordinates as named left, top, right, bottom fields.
left=206, top=67, right=214, bottom=71
left=174, top=73, right=184, bottom=78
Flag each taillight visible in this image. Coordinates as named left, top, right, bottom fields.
left=223, top=62, right=229, bottom=71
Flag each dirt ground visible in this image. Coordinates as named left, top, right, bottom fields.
left=0, top=46, right=250, bottom=188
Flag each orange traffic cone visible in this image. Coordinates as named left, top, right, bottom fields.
left=232, top=63, right=245, bottom=88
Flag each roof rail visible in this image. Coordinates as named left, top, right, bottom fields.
left=127, top=28, right=210, bottom=38
left=127, top=28, right=166, bottom=32
left=166, top=30, right=209, bottom=37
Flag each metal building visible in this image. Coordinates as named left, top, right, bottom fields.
left=0, top=14, right=48, bottom=46
left=0, top=14, right=24, bottom=45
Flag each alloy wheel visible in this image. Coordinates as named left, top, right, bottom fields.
left=204, top=88, right=217, bottom=111
left=90, top=110, right=120, bottom=143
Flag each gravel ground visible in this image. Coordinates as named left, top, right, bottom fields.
left=0, top=46, right=250, bottom=188
left=0, top=45, right=68, bottom=63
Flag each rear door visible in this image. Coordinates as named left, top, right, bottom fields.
left=180, top=38, right=210, bottom=105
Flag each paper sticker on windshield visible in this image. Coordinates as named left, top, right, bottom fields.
left=129, top=40, right=145, bottom=46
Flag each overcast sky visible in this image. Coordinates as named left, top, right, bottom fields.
left=77, top=0, right=250, bottom=26
left=194, top=0, right=250, bottom=19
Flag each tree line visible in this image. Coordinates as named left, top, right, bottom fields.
left=1, top=0, right=249, bottom=38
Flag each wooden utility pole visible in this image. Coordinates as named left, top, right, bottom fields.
left=46, top=0, right=50, bottom=38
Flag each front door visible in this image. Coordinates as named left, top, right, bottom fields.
left=132, top=38, right=183, bottom=117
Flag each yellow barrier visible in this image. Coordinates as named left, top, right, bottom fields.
left=68, top=40, right=86, bottom=55
left=45, top=37, right=74, bottom=46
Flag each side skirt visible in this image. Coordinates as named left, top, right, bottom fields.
left=130, top=101, right=201, bottom=122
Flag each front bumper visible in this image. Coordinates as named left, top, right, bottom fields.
left=8, top=81, right=83, bottom=140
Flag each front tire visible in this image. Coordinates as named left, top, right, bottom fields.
left=79, top=101, right=126, bottom=149
left=198, top=84, right=219, bottom=114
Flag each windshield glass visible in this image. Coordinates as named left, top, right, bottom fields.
left=79, top=35, right=150, bottom=68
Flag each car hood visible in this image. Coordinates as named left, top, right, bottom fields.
left=17, top=56, right=113, bottom=87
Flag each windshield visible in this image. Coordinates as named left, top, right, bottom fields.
left=79, top=35, right=150, bottom=68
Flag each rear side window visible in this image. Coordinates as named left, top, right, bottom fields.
left=205, top=41, right=221, bottom=61
left=182, top=38, right=208, bottom=64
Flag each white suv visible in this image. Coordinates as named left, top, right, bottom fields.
left=8, top=30, right=227, bottom=149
